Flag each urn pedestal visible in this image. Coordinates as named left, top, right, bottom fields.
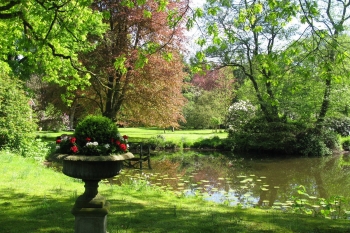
left=57, top=153, right=134, bottom=233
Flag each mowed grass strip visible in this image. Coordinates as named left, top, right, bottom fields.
left=36, top=127, right=228, bottom=143
left=0, top=151, right=349, bottom=233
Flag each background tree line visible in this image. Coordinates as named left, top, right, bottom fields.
left=2, top=0, right=350, bottom=156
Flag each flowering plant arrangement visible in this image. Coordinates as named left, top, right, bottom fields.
left=56, top=134, right=129, bottom=156
left=55, top=115, right=129, bottom=156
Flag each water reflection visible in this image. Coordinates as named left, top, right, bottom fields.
left=114, top=151, right=350, bottom=210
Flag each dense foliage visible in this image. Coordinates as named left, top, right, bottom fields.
left=323, top=117, right=350, bottom=137
left=74, top=115, right=120, bottom=145
left=228, top=118, right=306, bottom=155
left=0, top=75, right=37, bottom=150
left=227, top=117, right=340, bottom=156
left=78, top=0, right=189, bottom=126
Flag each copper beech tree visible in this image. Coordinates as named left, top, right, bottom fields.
left=79, top=0, right=190, bottom=127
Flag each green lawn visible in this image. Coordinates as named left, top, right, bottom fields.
left=0, top=152, right=349, bottom=233
left=119, top=127, right=228, bottom=142
left=37, top=127, right=228, bottom=143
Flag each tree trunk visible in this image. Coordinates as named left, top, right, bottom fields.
left=69, top=100, right=78, bottom=130
left=103, top=76, right=116, bottom=120
left=316, top=77, right=331, bottom=126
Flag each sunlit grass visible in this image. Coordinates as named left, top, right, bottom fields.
left=36, top=127, right=228, bottom=144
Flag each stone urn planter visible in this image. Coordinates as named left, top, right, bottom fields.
left=57, top=152, right=134, bottom=233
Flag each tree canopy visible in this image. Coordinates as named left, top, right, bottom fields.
left=190, top=0, right=350, bottom=125
left=1, top=0, right=106, bottom=93
left=78, top=0, right=190, bottom=126
left=1, top=0, right=191, bottom=127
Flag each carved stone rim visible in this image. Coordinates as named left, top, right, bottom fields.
left=55, top=152, right=134, bottom=162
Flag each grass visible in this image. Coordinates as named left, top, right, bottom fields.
left=1, top=151, right=350, bottom=233
left=36, top=127, right=228, bottom=144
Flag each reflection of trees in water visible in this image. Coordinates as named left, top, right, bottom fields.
left=117, top=151, right=350, bottom=207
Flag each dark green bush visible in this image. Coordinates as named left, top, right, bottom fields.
left=192, top=136, right=224, bottom=149
left=228, top=118, right=306, bottom=155
left=342, top=139, right=350, bottom=151
left=323, top=117, right=350, bottom=136
left=74, top=115, right=119, bottom=146
left=295, top=128, right=338, bottom=156
left=228, top=116, right=340, bottom=156
left=0, top=75, right=37, bottom=151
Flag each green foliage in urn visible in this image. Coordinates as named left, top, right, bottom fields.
left=56, top=115, right=128, bottom=156
left=74, top=115, right=119, bottom=146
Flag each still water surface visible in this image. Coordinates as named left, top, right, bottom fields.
left=114, top=151, right=350, bottom=209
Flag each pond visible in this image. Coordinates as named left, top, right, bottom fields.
left=112, top=151, right=350, bottom=214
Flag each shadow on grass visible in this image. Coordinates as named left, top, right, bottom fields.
left=1, top=186, right=349, bottom=233
left=103, top=189, right=350, bottom=233
left=0, top=187, right=75, bottom=233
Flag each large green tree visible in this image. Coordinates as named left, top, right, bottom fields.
left=0, top=0, right=106, bottom=95
left=298, top=0, right=350, bottom=127
left=189, top=0, right=300, bottom=122
left=190, top=0, right=350, bottom=125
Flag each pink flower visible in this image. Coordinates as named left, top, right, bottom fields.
left=119, top=143, right=127, bottom=151
left=70, top=145, right=78, bottom=153
left=70, top=137, right=76, bottom=144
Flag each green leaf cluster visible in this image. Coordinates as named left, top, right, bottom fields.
left=0, top=74, right=37, bottom=150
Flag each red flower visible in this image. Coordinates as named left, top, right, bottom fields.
left=123, top=135, right=128, bottom=140
left=115, top=140, right=121, bottom=145
left=70, top=145, right=78, bottom=153
left=119, top=143, right=127, bottom=151
left=56, top=139, right=61, bottom=144
left=86, top=137, right=91, bottom=142
left=70, top=137, right=77, bottom=144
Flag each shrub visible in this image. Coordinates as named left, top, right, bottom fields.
left=0, top=75, right=37, bottom=151
left=295, top=128, right=338, bottom=156
left=192, top=136, right=224, bottom=149
left=228, top=118, right=306, bottom=155
left=19, top=139, right=51, bottom=159
left=342, top=139, right=350, bottom=151
left=323, top=117, right=350, bottom=136
left=144, top=135, right=177, bottom=150
left=227, top=100, right=256, bottom=129
left=74, top=115, right=120, bottom=146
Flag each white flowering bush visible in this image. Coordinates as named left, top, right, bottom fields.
left=227, top=100, right=256, bottom=129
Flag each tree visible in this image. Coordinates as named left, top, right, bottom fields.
left=298, top=0, right=350, bottom=127
left=182, top=67, right=235, bottom=129
left=78, top=0, right=190, bottom=126
left=0, top=0, right=107, bottom=95
left=190, top=0, right=300, bottom=122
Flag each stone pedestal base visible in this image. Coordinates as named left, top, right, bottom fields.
left=71, top=180, right=110, bottom=233
left=72, top=201, right=110, bottom=233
